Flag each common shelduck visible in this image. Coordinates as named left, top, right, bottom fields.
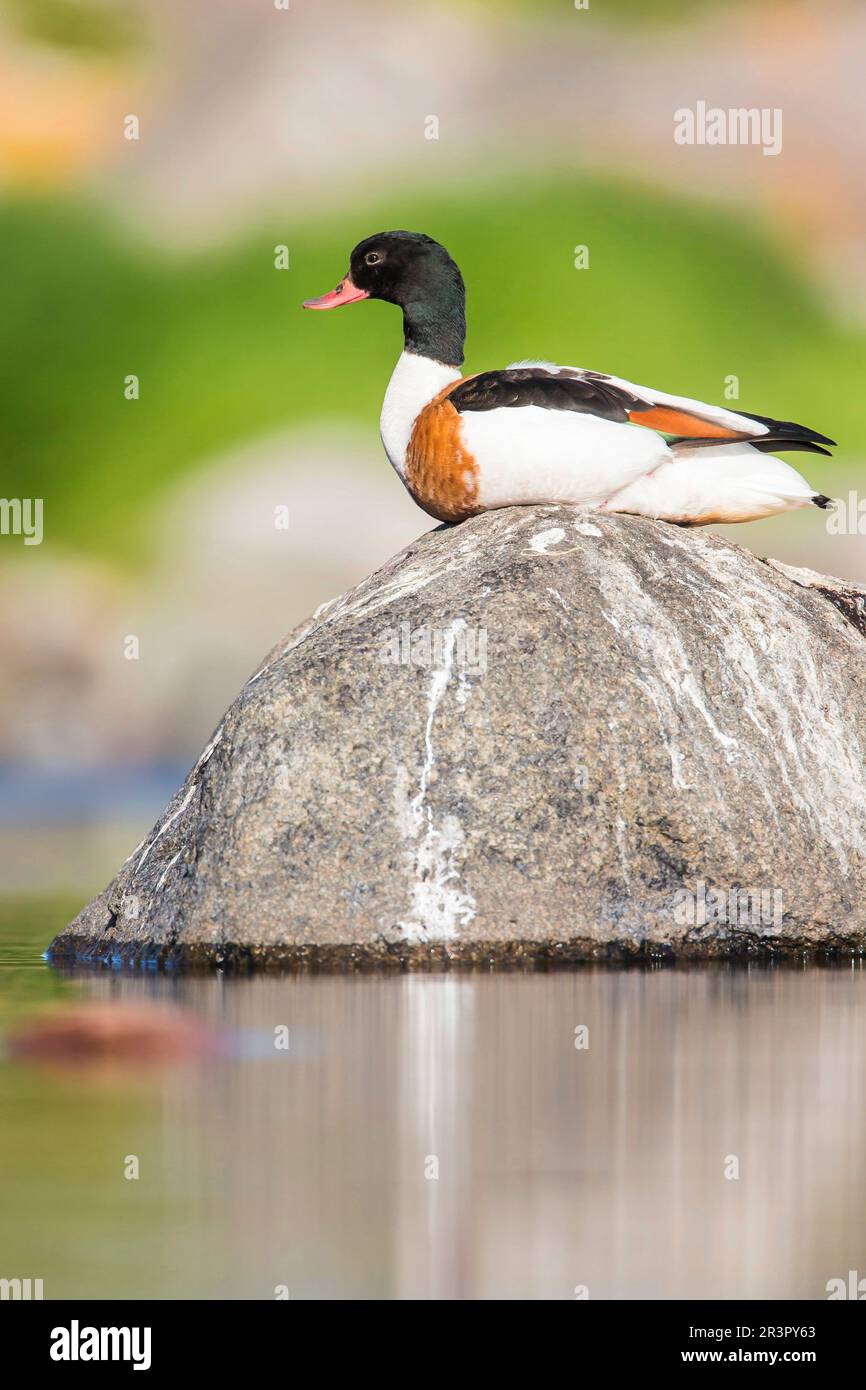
left=303, top=231, right=835, bottom=526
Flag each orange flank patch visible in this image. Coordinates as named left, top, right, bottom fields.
left=405, top=380, right=481, bottom=523
left=628, top=406, right=745, bottom=440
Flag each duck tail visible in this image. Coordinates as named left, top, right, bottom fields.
left=735, top=411, right=836, bottom=458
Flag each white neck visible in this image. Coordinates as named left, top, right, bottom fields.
left=379, top=351, right=462, bottom=478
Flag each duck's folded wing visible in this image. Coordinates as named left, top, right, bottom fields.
left=447, top=367, right=645, bottom=422
left=452, top=364, right=835, bottom=457
left=576, top=367, right=835, bottom=455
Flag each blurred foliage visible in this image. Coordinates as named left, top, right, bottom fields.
left=0, top=0, right=751, bottom=54
left=1, top=176, right=861, bottom=565
left=0, top=0, right=142, bottom=56
left=486, top=0, right=747, bottom=22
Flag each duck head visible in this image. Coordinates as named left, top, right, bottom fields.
left=303, top=230, right=466, bottom=368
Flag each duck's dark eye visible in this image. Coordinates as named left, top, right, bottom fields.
left=365, top=251, right=382, bottom=266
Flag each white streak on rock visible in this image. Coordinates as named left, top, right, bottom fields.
left=589, top=529, right=866, bottom=865
left=689, top=547, right=866, bottom=866
left=155, top=850, right=182, bottom=892
left=528, top=528, right=567, bottom=554
left=597, top=562, right=737, bottom=793
left=396, top=619, right=476, bottom=942
left=197, top=727, right=223, bottom=767
left=547, top=587, right=570, bottom=616
left=138, top=782, right=198, bottom=870
left=614, top=814, right=632, bottom=888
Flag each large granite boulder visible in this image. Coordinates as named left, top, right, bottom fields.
left=50, top=506, right=866, bottom=966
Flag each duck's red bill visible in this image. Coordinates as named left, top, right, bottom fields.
left=303, top=276, right=369, bottom=310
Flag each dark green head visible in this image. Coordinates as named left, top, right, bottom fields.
left=303, top=230, right=466, bottom=368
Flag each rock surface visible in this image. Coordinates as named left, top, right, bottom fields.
left=51, top=506, right=866, bottom=967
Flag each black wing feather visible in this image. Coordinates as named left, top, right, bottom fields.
left=748, top=437, right=834, bottom=458
left=448, top=368, right=643, bottom=422
left=736, top=410, right=836, bottom=448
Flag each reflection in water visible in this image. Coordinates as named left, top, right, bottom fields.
left=397, top=977, right=475, bottom=1299
left=8, top=1000, right=221, bottom=1071
left=4, top=963, right=866, bottom=1299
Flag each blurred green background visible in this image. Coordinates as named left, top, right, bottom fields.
left=1, top=0, right=864, bottom=904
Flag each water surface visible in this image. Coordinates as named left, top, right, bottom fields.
left=2, top=900, right=865, bottom=1299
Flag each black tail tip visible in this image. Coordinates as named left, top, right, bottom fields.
left=813, top=494, right=835, bottom=510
